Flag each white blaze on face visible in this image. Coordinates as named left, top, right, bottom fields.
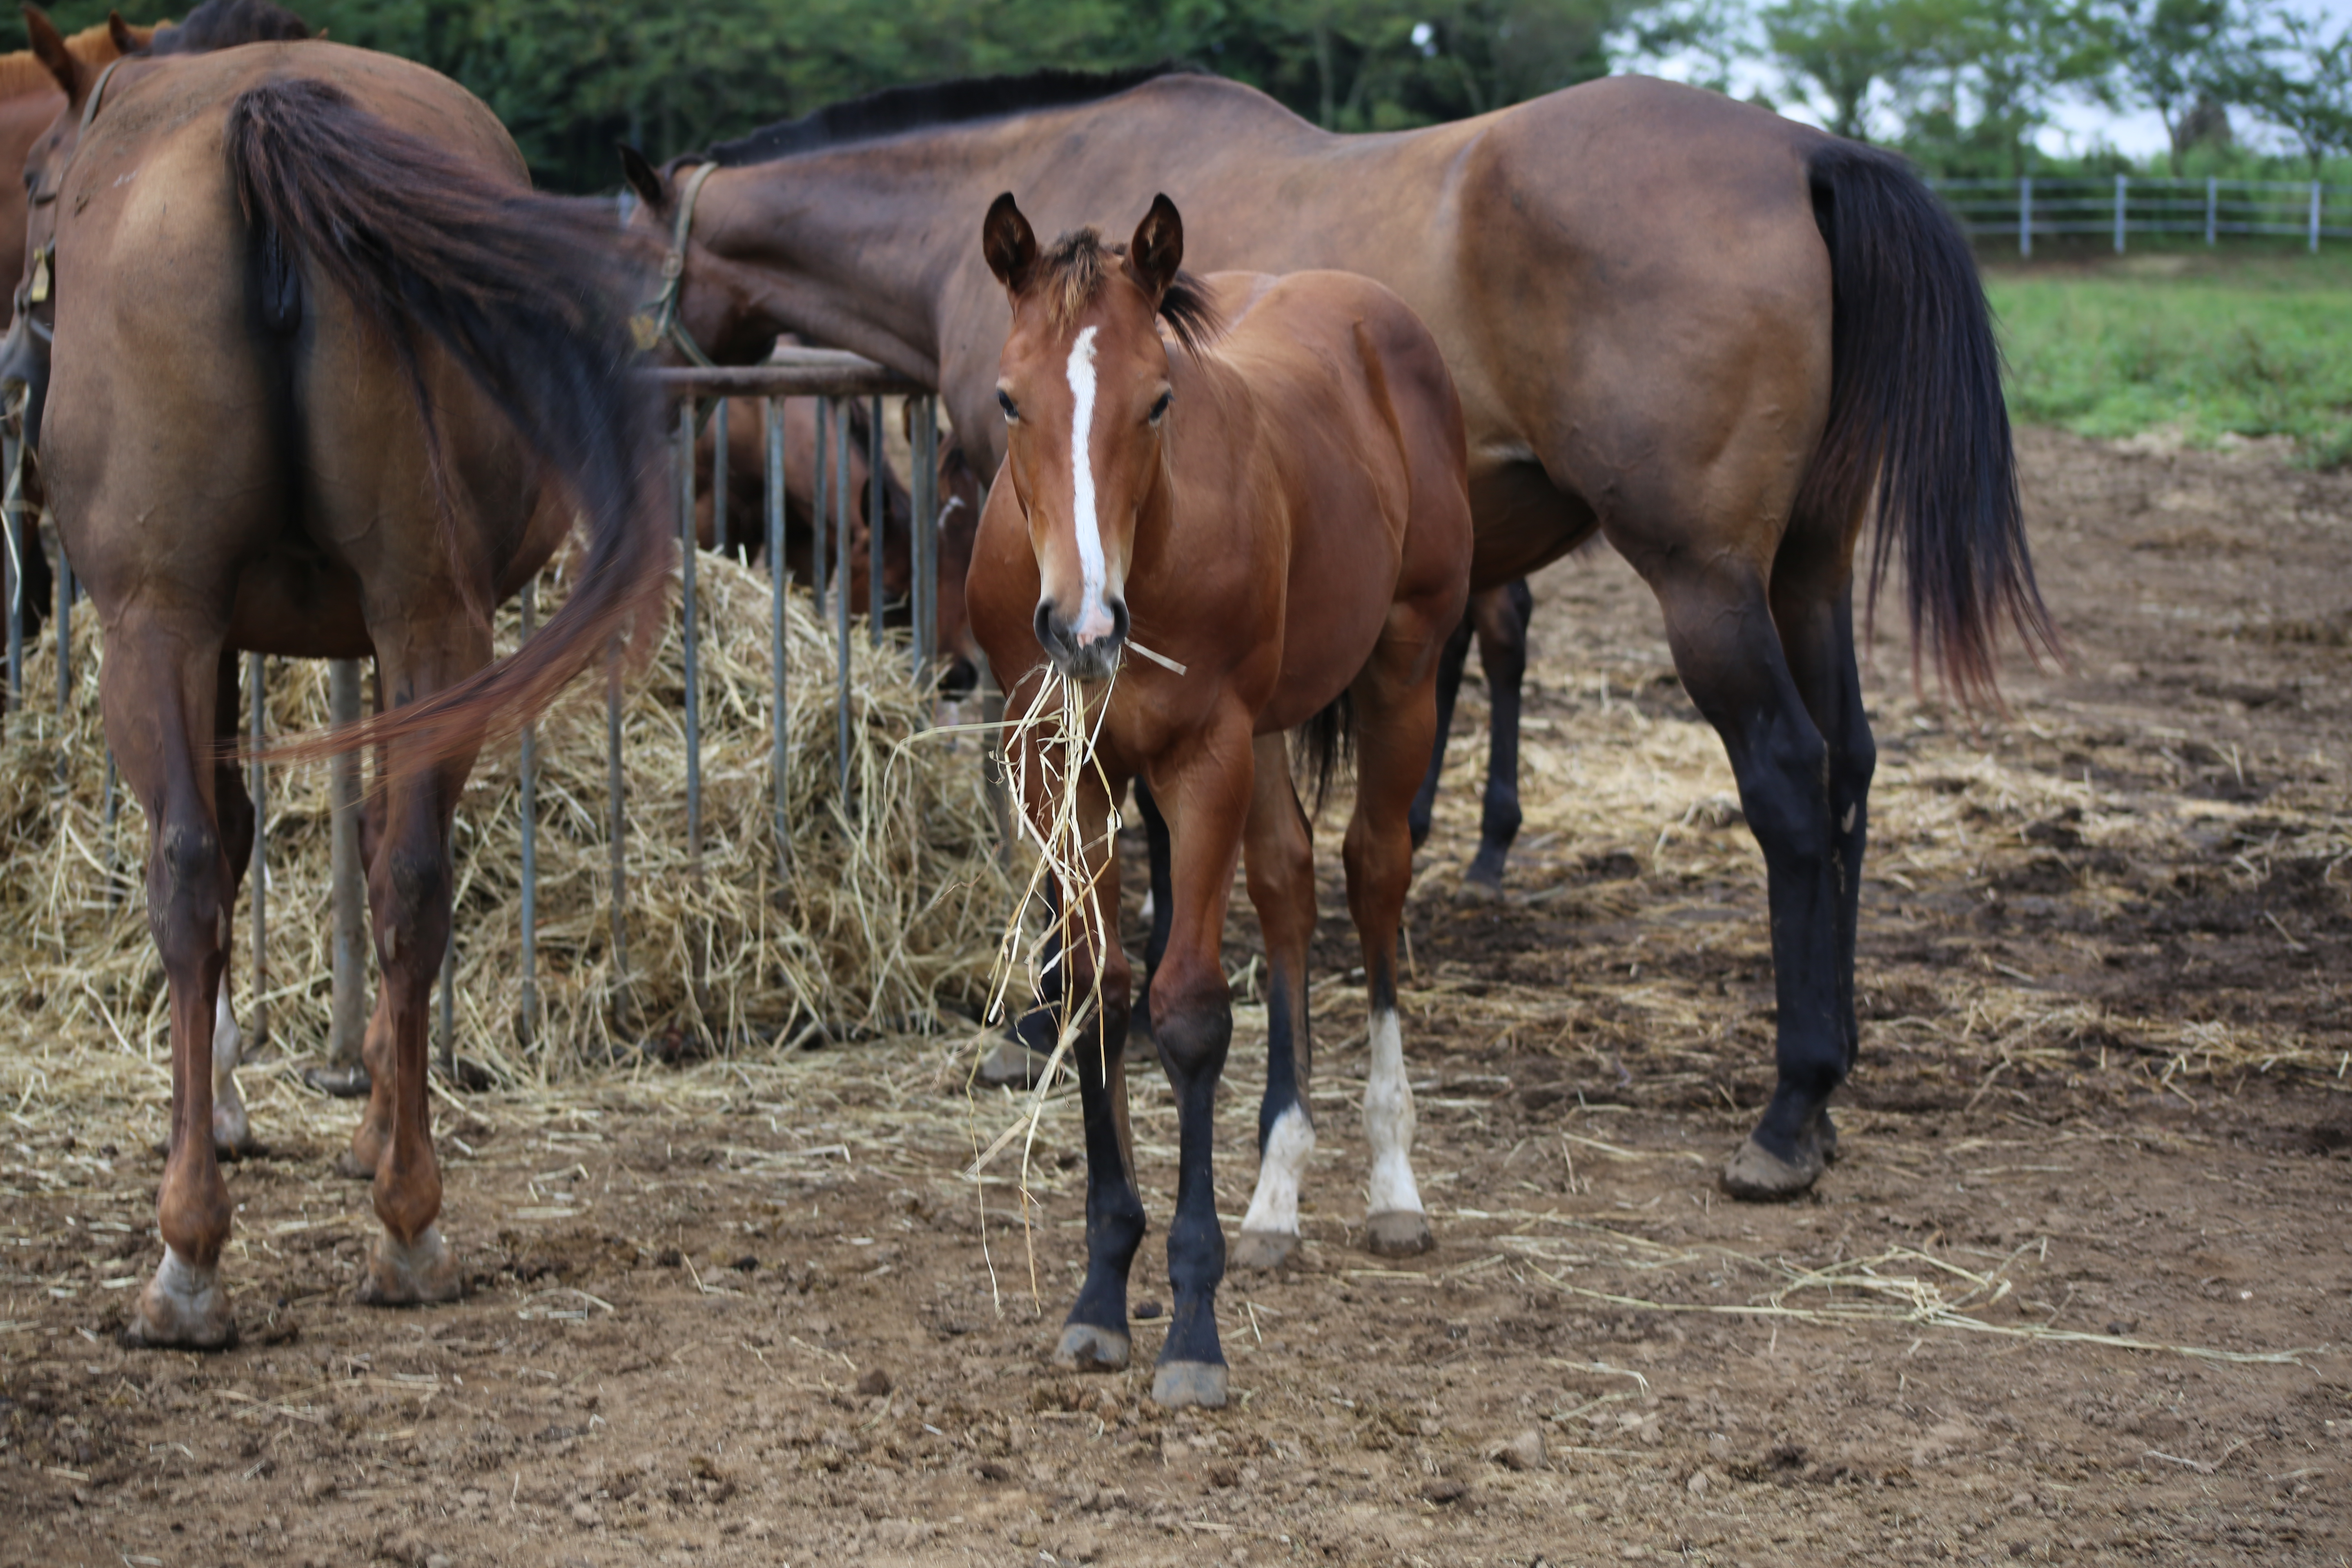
left=1363, top=1009, right=1424, bottom=1217
left=1240, top=1105, right=1317, bottom=1238
left=1063, top=325, right=1116, bottom=643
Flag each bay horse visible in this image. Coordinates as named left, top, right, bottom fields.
left=7, top=34, right=665, bottom=1348
left=626, top=64, right=2053, bottom=1203
left=966, top=193, right=1470, bottom=1406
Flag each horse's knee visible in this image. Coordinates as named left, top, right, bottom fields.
left=1152, top=973, right=1232, bottom=1083
left=149, top=820, right=225, bottom=959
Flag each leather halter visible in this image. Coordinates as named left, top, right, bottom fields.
left=634, top=160, right=721, bottom=368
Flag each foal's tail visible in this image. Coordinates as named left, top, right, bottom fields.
left=225, top=77, right=668, bottom=770
left=1796, top=140, right=2058, bottom=705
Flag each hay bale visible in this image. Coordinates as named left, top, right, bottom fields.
left=0, top=550, right=1010, bottom=1085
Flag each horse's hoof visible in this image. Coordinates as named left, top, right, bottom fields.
left=975, top=1038, right=1049, bottom=1090
left=1720, top=1133, right=1824, bottom=1201
left=1053, top=1323, right=1130, bottom=1372
left=356, top=1224, right=460, bottom=1306
left=1363, top=1209, right=1433, bottom=1257
left=1453, top=875, right=1503, bottom=905
left=303, top=1063, right=372, bottom=1099
left=1231, top=1229, right=1297, bottom=1272
left=1151, top=1360, right=1229, bottom=1409
left=334, top=1145, right=379, bottom=1181
left=121, top=1249, right=236, bottom=1351
left=1813, top=1108, right=1842, bottom=1165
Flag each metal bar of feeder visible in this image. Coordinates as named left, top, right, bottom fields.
left=833, top=396, right=853, bottom=801
left=53, top=545, right=69, bottom=716
left=102, top=749, right=119, bottom=907
left=438, top=913, right=454, bottom=1082
left=868, top=394, right=885, bottom=648
left=811, top=398, right=829, bottom=619
left=765, top=396, right=788, bottom=878
left=646, top=353, right=920, bottom=399
left=912, top=396, right=938, bottom=679
left=606, top=644, right=629, bottom=1007
left=327, top=659, right=367, bottom=1077
left=679, top=399, right=703, bottom=880
left=4, top=431, right=21, bottom=702
left=246, top=654, right=265, bottom=1048
left=518, top=579, right=537, bottom=1049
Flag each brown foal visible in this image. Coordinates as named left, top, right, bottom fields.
left=965, top=194, right=1470, bottom=1407
left=6, top=36, right=664, bottom=1348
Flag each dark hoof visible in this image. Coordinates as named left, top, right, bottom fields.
left=1053, top=1323, right=1130, bottom=1372
left=303, top=1064, right=372, bottom=1099
left=1813, top=1107, right=1841, bottom=1165
left=356, top=1225, right=461, bottom=1306
left=975, top=1037, right=1049, bottom=1090
left=1231, top=1228, right=1297, bottom=1272
left=1363, top=1209, right=1433, bottom=1257
left=1720, top=1132, right=1824, bottom=1201
left=1151, top=1360, right=1229, bottom=1409
left=1452, top=875, right=1502, bottom=905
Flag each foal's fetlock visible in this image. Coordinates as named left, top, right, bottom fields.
left=122, top=1247, right=236, bottom=1351
left=358, top=1223, right=460, bottom=1306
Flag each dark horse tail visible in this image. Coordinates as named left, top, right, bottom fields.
left=224, top=77, right=668, bottom=768
left=1797, top=141, right=2057, bottom=703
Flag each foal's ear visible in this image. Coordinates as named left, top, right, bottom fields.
left=982, top=192, right=1038, bottom=294
left=617, top=144, right=669, bottom=215
left=106, top=11, right=153, bottom=56
left=1128, top=194, right=1183, bottom=303
left=24, top=6, right=84, bottom=103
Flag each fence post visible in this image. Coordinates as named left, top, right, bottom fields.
left=2019, top=175, right=2032, bottom=259
left=324, top=658, right=368, bottom=1090
left=2114, top=174, right=2127, bottom=254
left=246, top=653, right=265, bottom=1048
left=2206, top=176, right=2217, bottom=246
left=2314, top=181, right=2324, bottom=254
left=833, top=397, right=853, bottom=802
left=518, top=578, right=537, bottom=1051
left=766, top=396, right=789, bottom=879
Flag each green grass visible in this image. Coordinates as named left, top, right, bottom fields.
left=1982, top=247, right=2352, bottom=468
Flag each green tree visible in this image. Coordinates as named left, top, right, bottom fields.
left=1895, top=0, right=2105, bottom=177
left=2226, top=4, right=2352, bottom=176
left=2089, top=0, right=2237, bottom=172
left=1760, top=0, right=1914, bottom=139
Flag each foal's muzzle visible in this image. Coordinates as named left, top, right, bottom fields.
left=1035, top=597, right=1129, bottom=682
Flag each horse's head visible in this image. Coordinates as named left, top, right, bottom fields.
left=1, top=4, right=110, bottom=438
left=619, top=146, right=779, bottom=368
left=982, top=191, right=1215, bottom=683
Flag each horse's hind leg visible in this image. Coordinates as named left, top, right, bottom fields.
left=209, top=653, right=258, bottom=1158
left=1462, top=579, right=1533, bottom=894
left=1234, top=735, right=1317, bottom=1272
left=1405, top=604, right=1473, bottom=853
left=105, top=620, right=238, bottom=1349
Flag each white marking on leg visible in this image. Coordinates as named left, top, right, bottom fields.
left=1840, top=804, right=1857, bottom=834
left=1138, top=889, right=1156, bottom=925
left=1063, top=325, right=1114, bottom=642
left=1240, top=1104, right=1316, bottom=1238
left=211, top=991, right=250, bottom=1150
left=1363, top=1009, right=1423, bottom=1216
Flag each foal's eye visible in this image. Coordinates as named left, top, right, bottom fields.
left=996, top=388, right=1020, bottom=423
left=1147, top=390, right=1173, bottom=426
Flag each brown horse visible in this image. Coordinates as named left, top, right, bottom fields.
left=627, top=65, right=2053, bottom=1202
left=967, top=193, right=1470, bottom=1406
left=8, top=30, right=665, bottom=1348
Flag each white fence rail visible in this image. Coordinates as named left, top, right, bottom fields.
left=1933, top=176, right=2350, bottom=256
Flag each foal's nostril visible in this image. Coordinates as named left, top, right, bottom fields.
left=1033, top=600, right=1062, bottom=659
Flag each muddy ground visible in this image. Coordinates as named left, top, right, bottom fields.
left=3, top=428, right=2350, bottom=1566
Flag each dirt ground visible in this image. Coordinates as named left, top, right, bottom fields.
left=4, top=428, right=2349, bottom=1566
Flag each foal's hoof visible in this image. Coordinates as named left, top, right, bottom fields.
left=334, top=1146, right=379, bottom=1181
left=1813, top=1107, right=1842, bottom=1165
left=122, top=1250, right=236, bottom=1352
left=1053, top=1323, right=1131, bottom=1372
left=1453, top=874, right=1503, bottom=905
left=212, top=1106, right=256, bottom=1161
left=1232, top=1229, right=1297, bottom=1272
left=1363, top=1209, right=1433, bottom=1258
left=1720, top=1132, right=1824, bottom=1201
left=1151, top=1360, right=1229, bottom=1409
left=357, top=1224, right=461, bottom=1307
left=975, top=1038, right=1050, bottom=1090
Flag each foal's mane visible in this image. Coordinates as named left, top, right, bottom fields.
left=0, top=21, right=131, bottom=101
left=143, top=0, right=311, bottom=55
left=1033, top=227, right=1222, bottom=357
left=706, top=62, right=1197, bottom=168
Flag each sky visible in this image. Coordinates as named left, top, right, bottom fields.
left=1647, top=0, right=2352, bottom=158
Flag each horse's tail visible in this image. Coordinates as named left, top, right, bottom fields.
left=1796, top=140, right=2057, bottom=704
left=1292, top=688, right=1354, bottom=817
left=223, top=77, right=667, bottom=770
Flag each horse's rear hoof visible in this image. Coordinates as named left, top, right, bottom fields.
left=334, top=1146, right=378, bottom=1181
left=1364, top=1209, right=1433, bottom=1257
left=1151, top=1360, right=1229, bottom=1409
left=122, top=1250, right=236, bottom=1352
left=1720, top=1132, right=1824, bottom=1201
left=1054, top=1323, right=1130, bottom=1371
left=975, top=1038, right=1049, bottom=1090
left=356, top=1224, right=460, bottom=1307
left=1453, top=875, right=1502, bottom=905
left=1232, top=1228, right=1297, bottom=1272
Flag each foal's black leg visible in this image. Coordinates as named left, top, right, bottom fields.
left=1406, top=606, right=1474, bottom=852
left=1152, top=981, right=1232, bottom=1406
left=210, top=653, right=258, bottom=1157
left=1131, top=776, right=1174, bottom=1053
left=1655, top=568, right=1846, bottom=1199
left=1464, top=579, right=1532, bottom=892
left=1056, top=944, right=1145, bottom=1372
